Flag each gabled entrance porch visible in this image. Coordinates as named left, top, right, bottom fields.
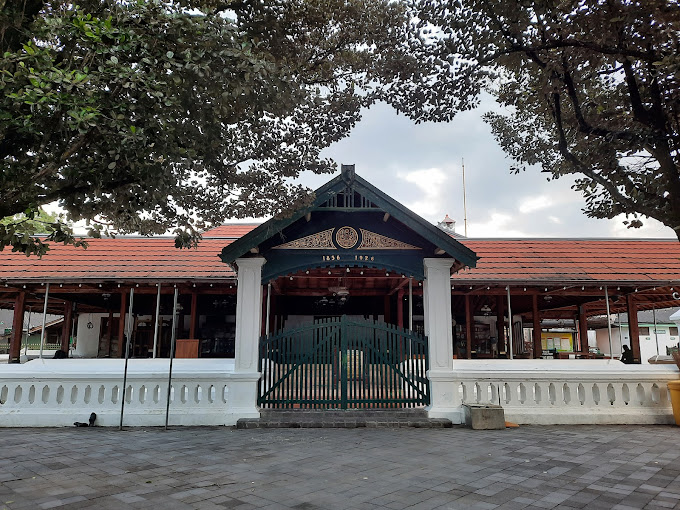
left=224, top=166, right=478, bottom=420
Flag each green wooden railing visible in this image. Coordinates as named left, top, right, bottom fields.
left=0, top=340, right=62, bottom=352
left=258, top=316, right=429, bottom=409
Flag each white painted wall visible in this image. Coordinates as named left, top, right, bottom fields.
left=74, top=313, right=108, bottom=357
left=595, top=327, right=625, bottom=358
left=596, top=325, right=680, bottom=363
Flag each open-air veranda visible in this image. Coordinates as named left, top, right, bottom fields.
left=1, top=169, right=679, bottom=427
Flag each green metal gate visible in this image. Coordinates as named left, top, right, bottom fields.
left=258, top=316, right=429, bottom=409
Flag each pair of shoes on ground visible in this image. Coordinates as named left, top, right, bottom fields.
left=74, top=412, right=97, bottom=427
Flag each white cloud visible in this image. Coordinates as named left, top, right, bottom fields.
left=608, top=214, right=675, bottom=238
left=518, top=195, right=551, bottom=214
left=548, top=216, right=561, bottom=224
left=397, top=167, right=450, bottom=220
left=468, top=211, right=528, bottom=237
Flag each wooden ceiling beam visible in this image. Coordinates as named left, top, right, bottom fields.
left=388, top=278, right=412, bottom=295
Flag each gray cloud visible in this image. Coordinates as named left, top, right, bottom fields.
left=313, top=101, right=675, bottom=239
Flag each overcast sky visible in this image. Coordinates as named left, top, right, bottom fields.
left=299, top=100, right=675, bottom=240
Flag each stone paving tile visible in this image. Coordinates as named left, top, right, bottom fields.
left=1, top=425, right=680, bottom=510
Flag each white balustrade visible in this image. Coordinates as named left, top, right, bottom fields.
left=3, top=358, right=677, bottom=427
left=446, top=359, right=678, bottom=425
left=0, top=358, right=257, bottom=427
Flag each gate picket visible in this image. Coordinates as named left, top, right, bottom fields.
left=258, top=315, right=429, bottom=409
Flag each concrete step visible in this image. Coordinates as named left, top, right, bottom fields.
left=237, top=408, right=452, bottom=429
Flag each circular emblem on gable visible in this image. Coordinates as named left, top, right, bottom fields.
left=335, top=226, right=359, bottom=249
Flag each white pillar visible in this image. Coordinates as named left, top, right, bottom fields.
left=231, top=257, right=266, bottom=418
left=423, top=258, right=460, bottom=422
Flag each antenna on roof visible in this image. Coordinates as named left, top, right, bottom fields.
left=462, top=158, right=468, bottom=237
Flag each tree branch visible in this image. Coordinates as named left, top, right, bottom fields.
left=549, top=90, right=660, bottom=221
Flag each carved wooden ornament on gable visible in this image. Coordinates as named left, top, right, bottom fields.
left=272, top=227, right=420, bottom=251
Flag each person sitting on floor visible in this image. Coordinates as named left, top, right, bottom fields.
left=620, top=344, right=634, bottom=364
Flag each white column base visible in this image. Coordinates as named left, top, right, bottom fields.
left=227, top=372, right=262, bottom=419
left=426, top=369, right=463, bottom=424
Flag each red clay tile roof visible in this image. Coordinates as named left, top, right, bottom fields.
left=201, top=224, right=259, bottom=238
left=0, top=237, right=236, bottom=281
left=455, top=239, right=680, bottom=285
left=1, top=228, right=679, bottom=285
left=0, top=225, right=262, bottom=282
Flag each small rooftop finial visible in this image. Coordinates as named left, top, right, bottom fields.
left=341, top=164, right=355, bottom=183
left=438, top=215, right=456, bottom=234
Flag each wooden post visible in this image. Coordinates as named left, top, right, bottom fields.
left=269, top=292, right=277, bottom=335
left=397, top=289, right=404, bottom=328
left=465, top=294, right=473, bottom=359
left=506, top=286, right=514, bottom=360
left=496, top=295, right=506, bottom=354
left=261, top=284, right=268, bottom=337
left=578, top=305, right=589, bottom=354
left=627, top=294, right=641, bottom=363
left=118, top=290, right=127, bottom=357
left=61, top=301, right=73, bottom=352
left=189, top=291, right=197, bottom=339
left=532, top=294, right=542, bottom=358
left=9, top=292, right=26, bottom=363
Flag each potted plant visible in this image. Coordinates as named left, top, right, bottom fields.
left=670, top=351, right=680, bottom=426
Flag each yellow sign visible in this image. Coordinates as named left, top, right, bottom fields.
left=541, top=332, right=573, bottom=352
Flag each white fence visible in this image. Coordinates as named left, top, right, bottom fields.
left=447, top=359, right=678, bottom=425
left=1, top=358, right=677, bottom=427
left=0, top=359, right=258, bottom=427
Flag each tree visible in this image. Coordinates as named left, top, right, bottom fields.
left=1, top=0, right=440, bottom=255
left=415, top=0, right=680, bottom=239
left=0, top=208, right=82, bottom=254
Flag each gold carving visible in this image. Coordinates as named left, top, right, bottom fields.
left=272, top=229, right=335, bottom=250
left=358, top=229, right=420, bottom=250
left=335, top=226, right=359, bottom=249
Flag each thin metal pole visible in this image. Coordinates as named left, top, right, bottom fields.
left=408, top=277, right=413, bottom=331
left=152, top=283, right=161, bottom=358
left=506, top=286, right=514, bottom=360
left=165, top=287, right=179, bottom=430
left=462, top=158, right=468, bottom=237
left=24, top=307, right=32, bottom=356
left=69, top=303, right=76, bottom=356
left=653, top=305, right=659, bottom=356
left=617, top=312, right=624, bottom=356
left=265, top=282, right=272, bottom=335
left=119, top=288, right=134, bottom=430
left=605, top=285, right=613, bottom=359
left=39, top=283, right=50, bottom=360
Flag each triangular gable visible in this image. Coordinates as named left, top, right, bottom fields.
left=220, top=165, right=478, bottom=281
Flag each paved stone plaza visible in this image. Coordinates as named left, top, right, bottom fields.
left=1, top=425, right=679, bottom=510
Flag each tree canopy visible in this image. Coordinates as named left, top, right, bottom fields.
left=1, top=0, right=445, bottom=255
left=0, top=207, right=80, bottom=252
left=416, top=0, right=680, bottom=239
